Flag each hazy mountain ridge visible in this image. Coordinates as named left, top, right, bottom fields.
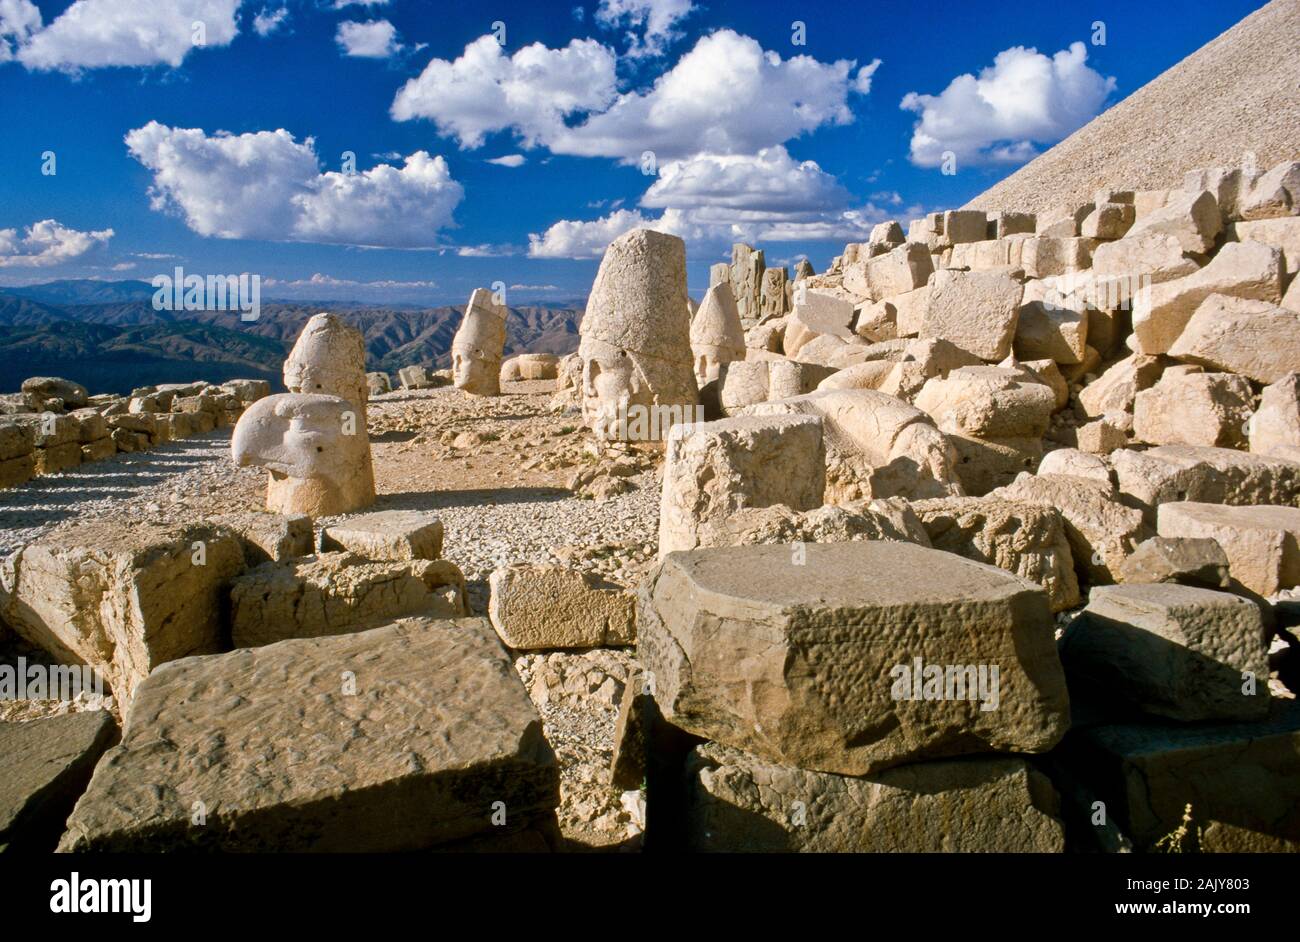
left=0, top=282, right=585, bottom=395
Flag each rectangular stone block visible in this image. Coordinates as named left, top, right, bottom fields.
left=686, top=743, right=1065, bottom=852
left=1, top=521, right=247, bottom=699
left=58, top=617, right=560, bottom=852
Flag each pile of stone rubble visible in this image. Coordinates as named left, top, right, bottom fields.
left=2, top=157, right=1299, bottom=854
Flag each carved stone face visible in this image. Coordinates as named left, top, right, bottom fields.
left=452, top=345, right=500, bottom=396
left=579, top=337, right=649, bottom=439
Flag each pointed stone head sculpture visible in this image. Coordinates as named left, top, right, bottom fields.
left=689, top=282, right=746, bottom=385
left=232, top=393, right=375, bottom=517
left=284, top=313, right=369, bottom=419
left=452, top=288, right=508, bottom=396
left=579, top=228, right=698, bottom=442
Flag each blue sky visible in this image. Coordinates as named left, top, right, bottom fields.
left=0, top=0, right=1268, bottom=304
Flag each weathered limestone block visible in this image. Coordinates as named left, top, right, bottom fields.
left=0, top=712, right=118, bottom=852
left=1112, top=445, right=1300, bottom=519
left=919, top=269, right=1023, bottom=361
left=283, top=313, right=369, bottom=421
left=1077, top=354, right=1166, bottom=419
left=1021, top=237, right=1096, bottom=279
left=1230, top=218, right=1300, bottom=276
left=580, top=229, right=698, bottom=441
left=1158, top=502, right=1300, bottom=597
left=988, top=211, right=1036, bottom=239
left=1014, top=280, right=1089, bottom=364
left=487, top=564, right=635, bottom=650
left=365, top=372, right=391, bottom=396
left=1090, top=231, right=1200, bottom=284
left=1037, top=447, right=1112, bottom=486
left=0, top=521, right=246, bottom=699
left=80, top=438, right=117, bottom=463
left=0, top=418, right=36, bottom=461
left=991, top=473, right=1147, bottom=585
left=1250, top=373, right=1300, bottom=458
left=658, top=415, right=825, bottom=557
left=512, top=353, right=561, bottom=380
left=744, top=389, right=963, bottom=502
left=842, top=242, right=933, bottom=302
left=684, top=499, right=930, bottom=552
left=1060, top=700, right=1300, bottom=852
left=690, top=283, right=746, bottom=386
left=232, top=393, right=376, bottom=517
left=1168, top=295, right=1300, bottom=384
left=1117, top=536, right=1231, bottom=590
left=20, top=377, right=88, bottom=409
left=942, top=210, right=988, bottom=245
left=717, top=358, right=805, bottom=413
left=1076, top=415, right=1130, bottom=454
left=1126, top=188, right=1221, bottom=255
left=638, top=542, right=1070, bottom=776
left=399, top=365, right=435, bottom=390
left=321, top=510, right=444, bottom=561
left=1184, top=166, right=1257, bottom=222
left=1081, top=202, right=1135, bottom=240
left=221, top=379, right=271, bottom=403
left=947, top=433, right=1043, bottom=496
left=1238, top=159, right=1300, bottom=221
left=1037, top=203, right=1092, bottom=239
left=686, top=744, right=1064, bottom=852
left=914, top=366, right=1056, bottom=438
left=911, top=496, right=1080, bottom=612
left=34, top=442, right=81, bottom=475
left=229, top=552, right=467, bottom=648
left=58, top=617, right=560, bottom=852
left=1061, top=584, right=1269, bottom=722
left=1133, top=372, right=1253, bottom=448
left=211, top=511, right=314, bottom=566
left=789, top=286, right=856, bottom=342
left=452, top=288, right=508, bottom=396
left=1132, top=242, right=1283, bottom=354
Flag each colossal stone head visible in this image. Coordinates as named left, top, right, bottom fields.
left=689, top=282, right=746, bottom=386
left=579, top=228, right=698, bottom=442
left=284, top=313, right=369, bottom=418
left=451, top=288, right=508, bottom=396
left=232, top=393, right=375, bottom=517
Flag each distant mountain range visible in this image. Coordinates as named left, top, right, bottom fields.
left=0, top=280, right=585, bottom=396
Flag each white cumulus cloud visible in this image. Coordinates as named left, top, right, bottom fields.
left=0, top=0, right=41, bottom=62
left=253, top=6, right=288, bottom=37
left=529, top=146, right=905, bottom=259
left=336, top=19, right=400, bottom=58
left=549, top=30, right=872, bottom=162
left=124, top=122, right=463, bottom=248
left=391, top=35, right=618, bottom=149
left=901, top=41, right=1116, bottom=167
left=486, top=154, right=526, bottom=167
left=0, top=219, right=114, bottom=267
left=17, top=0, right=241, bottom=71
left=595, top=0, right=694, bottom=58
left=641, top=146, right=848, bottom=214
